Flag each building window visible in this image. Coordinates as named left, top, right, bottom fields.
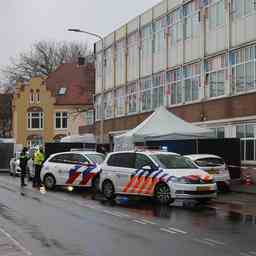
left=167, top=7, right=183, bottom=47
left=184, top=0, right=200, bottom=40
left=104, top=91, right=114, bottom=119
left=166, top=68, right=183, bottom=106
left=85, top=110, right=94, bottom=126
left=127, top=32, right=139, bottom=81
left=230, top=45, right=256, bottom=94
left=95, top=95, right=102, bottom=122
left=115, top=39, right=126, bottom=86
left=35, top=90, right=40, bottom=103
left=27, top=112, right=43, bottom=129
left=57, top=87, right=67, bottom=95
left=115, top=87, right=126, bottom=117
left=140, top=77, right=152, bottom=112
left=29, top=90, right=34, bottom=104
left=236, top=124, right=255, bottom=138
left=231, top=0, right=256, bottom=18
left=184, top=63, right=201, bottom=102
left=206, top=54, right=227, bottom=98
left=152, top=73, right=164, bottom=109
left=208, top=0, right=225, bottom=29
left=55, top=112, right=68, bottom=129
left=127, top=83, right=138, bottom=114
left=153, top=17, right=166, bottom=54
left=105, top=47, right=114, bottom=90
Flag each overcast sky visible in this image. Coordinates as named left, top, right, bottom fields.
left=0, top=0, right=160, bottom=80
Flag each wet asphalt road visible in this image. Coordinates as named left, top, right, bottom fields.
left=0, top=174, right=255, bottom=256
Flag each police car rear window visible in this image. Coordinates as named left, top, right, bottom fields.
left=107, top=153, right=135, bottom=168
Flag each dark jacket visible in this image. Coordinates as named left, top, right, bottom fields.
left=19, top=152, right=29, bottom=169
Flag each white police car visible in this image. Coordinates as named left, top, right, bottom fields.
left=100, top=151, right=217, bottom=204
left=184, top=154, right=230, bottom=190
left=41, top=151, right=105, bottom=190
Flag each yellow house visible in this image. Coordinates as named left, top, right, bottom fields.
left=12, top=62, right=95, bottom=147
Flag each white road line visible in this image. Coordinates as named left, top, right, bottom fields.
left=249, top=252, right=256, bottom=255
left=132, top=220, right=147, bottom=225
left=204, top=238, right=225, bottom=246
left=112, top=212, right=131, bottom=218
left=193, top=238, right=216, bottom=247
left=160, top=228, right=177, bottom=234
left=0, top=227, right=32, bottom=256
left=167, top=227, right=187, bottom=234
left=140, top=219, right=157, bottom=225
left=103, top=210, right=124, bottom=218
left=240, top=253, right=253, bottom=256
left=3, top=252, right=23, bottom=256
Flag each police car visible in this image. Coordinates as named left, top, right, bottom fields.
left=100, top=151, right=217, bottom=204
left=41, top=151, right=105, bottom=190
left=184, top=154, right=230, bottom=190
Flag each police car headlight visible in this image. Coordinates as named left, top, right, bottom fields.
left=170, top=177, right=190, bottom=184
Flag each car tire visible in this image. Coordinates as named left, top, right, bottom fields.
left=154, top=182, right=174, bottom=205
left=102, top=180, right=116, bottom=200
left=43, top=174, right=56, bottom=190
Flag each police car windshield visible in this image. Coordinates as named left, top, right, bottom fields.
left=151, top=154, right=197, bottom=169
left=86, top=154, right=105, bottom=164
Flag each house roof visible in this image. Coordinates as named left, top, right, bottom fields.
left=45, top=63, right=95, bottom=106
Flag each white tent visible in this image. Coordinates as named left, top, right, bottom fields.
left=114, top=107, right=215, bottom=151
left=60, top=134, right=96, bottom=144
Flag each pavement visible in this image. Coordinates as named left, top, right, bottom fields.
left=0, top=174, right=255, bottom=256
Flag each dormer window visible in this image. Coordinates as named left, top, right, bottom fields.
left=57, top=87, right=67, bottom=95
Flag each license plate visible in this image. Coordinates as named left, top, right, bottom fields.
left=208, top=169, right=218, bottom=174
left=197, top=186, right=210, bottom=192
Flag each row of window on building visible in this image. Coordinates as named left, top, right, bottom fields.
left=95, top=44, right=256, bottom=121
left=96, top=0, right=256, bottom=90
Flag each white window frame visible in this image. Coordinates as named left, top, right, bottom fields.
left=140, top=77, right=152, bottom=112
left=27, top=112, right=44, bottom=130
left=166, top=68, right=183, bottom=106
left=95, top=95, right=102, bottom=122
left=231, top=0, right=256, bottom=19
left=153, top=17, right=166, bottom=55
left=167, top=7, right=183, bottom=47
left=115, top=87, right=126, bottom=117
left=152, top=72, right=165, bottom=109
left=208, top=0, right=225, bottom=30
left=29, top=91, right=35, bottom=104
left=206, top=54, right=227, bottom=99
left=54, top=112, right=68, bottom=130
left=85, top=110, right=94, bottom=126
left=127, top=83, right=138, bottom=115
left=183, top=63, right=201, bottom=103
left=104, top=91, right=114, bottom=120
left=230, top=45, right=256, bottom=95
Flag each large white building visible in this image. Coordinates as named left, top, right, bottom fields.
left=92, top=0, right=256, bottom=162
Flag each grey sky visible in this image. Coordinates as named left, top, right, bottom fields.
left=0, top=0, right=160, bottom=77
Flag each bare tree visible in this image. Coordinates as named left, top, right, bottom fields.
left=1, top=40, right=92, bottom=84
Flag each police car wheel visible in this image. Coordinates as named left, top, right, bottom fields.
left=154, top=183, right=173, bottom=205
left=102, top=180, right=116, bottom=200
left=43, top=174, right=56, bottom=190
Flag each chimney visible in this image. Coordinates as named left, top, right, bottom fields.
left=78, top=57, right=85, bottom=66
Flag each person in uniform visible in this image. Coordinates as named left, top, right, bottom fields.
left=19, top=147, right=29, bottom=187
left=33, top=146, right=45, bottom=187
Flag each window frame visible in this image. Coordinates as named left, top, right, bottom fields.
left=27, top=112, right=44, bottom=130
left=54, top=111, right=68, bottom=130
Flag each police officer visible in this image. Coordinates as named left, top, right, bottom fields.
left=33, top=146, right=45, bottom=188
left=19, top=147, right=29, bottom=187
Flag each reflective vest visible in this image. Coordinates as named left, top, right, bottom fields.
left=34, top=150, right=45, bottom=166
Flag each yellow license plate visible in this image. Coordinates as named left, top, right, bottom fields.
left=208, top=169, right=218, bottom=174
left=197, top=186, right=210, bottom=192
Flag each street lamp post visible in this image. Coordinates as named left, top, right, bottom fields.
left=68, top=28, right=105, bottom=145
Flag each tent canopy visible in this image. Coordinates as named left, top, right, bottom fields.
left=60, top=134, right=96, bottom=144
left=114, top=107, right=215, bottom=151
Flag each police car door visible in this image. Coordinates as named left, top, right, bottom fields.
left=109, top=153, right=136, bottom=193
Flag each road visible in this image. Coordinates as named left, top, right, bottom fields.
left=0, top=173, right=255, bottom=256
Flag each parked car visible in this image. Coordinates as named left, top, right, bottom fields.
left=184, top=154, right=230, bottom=190
left=41, top=151, right=105, bottom=190
left=9, top=151, right=34, bottom=178
left=100, top=151, right=217, bottom=204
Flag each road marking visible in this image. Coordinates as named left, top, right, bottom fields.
left=193, top=238, right=216, bottom=247
left=160, top=228, right=177, bottom=234
left=0, top=227, right=32, bottom=256
left=140, top=219, right=157, bottom=225
left=249, top=252, right=256, bottom=255
left=240, top=253, right=253, bottom=256
left=132, top=220, right=147, bottom=225
left=103, top=210, right=124, bottom=218
left=204, top=238, right=225, bottom=245
left=167, top=227, right=187, bottom=234
left=112, top=211, right=131, bottom=218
